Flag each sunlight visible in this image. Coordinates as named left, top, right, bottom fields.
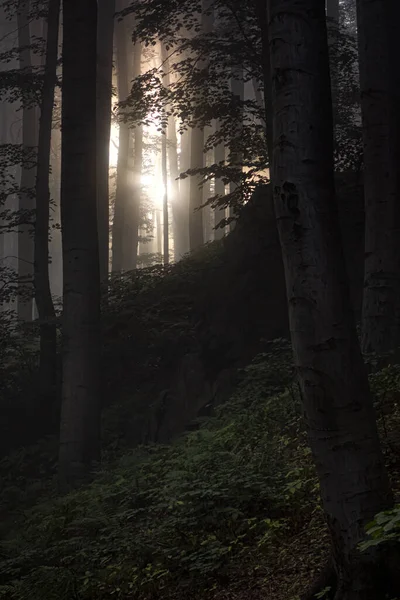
left=109, top=123, right=119, bottom=167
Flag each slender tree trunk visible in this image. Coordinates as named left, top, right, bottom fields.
left=169, top=115, right=185, bottom=260
left=189, top=124, right=204, bottom=251
left=214, top=121, right=226, bottom=240
left=255, top=0, right=273, bottom=164
left=17, top=0, right=36, bottom=322
left=357, top=0, right=400, bottom=357
left=228, top=66, right=244, bottom=230
left=189, top=1, right=213, bottom=251
left=269, top=1, right=395, bottom=598
left=178, top=127, right=190, bottom=255
left=111, top=17, right=129, bottom=273
left=96, top=0, right=116, bottom=281
left=121, top=37, right=142, bottom=271
left=59, top=0, right=101, bottom=488
left=34, top=0, right=60, bottom=400
left=162, top=131, right=169, bottom=264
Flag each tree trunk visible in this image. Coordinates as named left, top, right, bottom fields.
left=228, top=66, right=244, bottom=230
left=189, top=1, right=213, bottom=251
left=111, top=16, right=129, bottom=273
left=255, top=0, right=273, bottom=164
left=59, top=0, right=101, bottom=488
left=189, top=124, right=204, bottom=251
left=17, top=0, right=36, bottom=322
left=357, top=0, right=400, bottom=357
left=178, top=127, right=190, bottom=255
left=214, top=121, right=226, bottom=240
left=121, top=37, right=142, bottom=271
left=96, top=0, right=116, bottom=281
left=34, top=0, right=60, bottom=401
left=269, top=1, right=395, bottom=598
left=162, top=130, right=169, bottom=264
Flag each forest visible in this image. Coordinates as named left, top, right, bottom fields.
left=0, top=0, right=399, bottom=598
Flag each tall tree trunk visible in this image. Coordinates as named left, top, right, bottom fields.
left=121, top=36, right=142, bottom=271
left=269, top=1, right=395, bottom=598
left=96, top=0, right=116, bottom=281
left=189, top=124, right=204, bottom=251
left=34, top=0, right=60, bottom=401
left=178, top=126, right=190, bottom=255
left=357, top=0, right=400, bottom=357
left=112, top=16, right=129, bottom=273
left=214, top=121, right=226, bottom=240
left=255, top=0, right=273, bottom=164
left=189, top=1, right=213, bottom=251
left=17, top=0, right=36, bottom=322
left=162, top=131, right=169, bottom=264
left=59, top=0, right=101, bottom=488
left=228, top=66, right=244, bottom=230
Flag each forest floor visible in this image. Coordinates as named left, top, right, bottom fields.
left=0, top=245, right=399, bottom=600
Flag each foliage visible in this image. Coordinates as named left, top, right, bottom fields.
left=0, top=343, right=321, bottom=600
left=360, top=505, right=400, bottom=551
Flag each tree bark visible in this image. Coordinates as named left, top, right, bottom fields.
left=121, top=34, right=142, bottom=271
left=189, top=1, right=213, bottom=251
left=111, top=16, right=129, bottom=273
left=162, top=130, right=169, bottom=264
left=214, top=121, right=226, bottom=240
left=269, top=1, right=395, bottom=597
left=178, top=127, right=190, bottom=255
left=59, top=0, right=101, bottom=488
left=228, top=66, right=244, bottom=230
left=34, top=0, right=60, bottom=401
left=96, top=0, right=116, bottom=281
left=17, top=0, right=36, bottom=322
left=357, top=0, right=400, bottom=357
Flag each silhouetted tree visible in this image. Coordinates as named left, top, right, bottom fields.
left=269, top=0, right=396, bottom=597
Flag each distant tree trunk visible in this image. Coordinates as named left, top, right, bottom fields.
left=255, top=0, right=273, bottom=163
left=34, top=0, right=60, bottom=400
left=189, top=1, right=213, bottom=251
left=229, top=66, right=244, bottom=230
left=189, top=124, right=204, bottom=251
left=269, top=1, right=396, bottom=598
left=357, top=0, right=400, bottom=357
left=96, top=0, right=116, bottom=281
left=169, top=115, right=185, bottom=260
left=121, top=38, right=142, bottom=271
left=178, top=127, right=190, bottom=255
left=214, top=121, right=226, bottom=240
left=59, top=0, right=101, bottom=488
left=162, top=131, right=169, bottom=264
left=111, top=17, right=129, bottom=273
left=17, top=0, right=36, bottom=322
left=156, top=208, right=161, bottom=255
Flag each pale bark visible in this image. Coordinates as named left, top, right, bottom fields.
left=269, top=1, right=394, bottom=597
left=59, top=0, right=101, bottom=487
left=34, top=0, right=60, bottom=399
left=357, top=0, right=400, bottom=357
left=17, top=0, right=36, bottom=321
left=96, top=0, right=116, bottom=281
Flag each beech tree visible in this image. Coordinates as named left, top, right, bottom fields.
left=357, top=0, right=400, bottom=357
left=17, top=0, right=36, bottom=321
left=34, top=0, right=60, bottom=400
left=59, top=0, right=101, bottom=487
left=96, top=0, right=116, bottom=281
left=269, top=0, right=397, bottom=597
